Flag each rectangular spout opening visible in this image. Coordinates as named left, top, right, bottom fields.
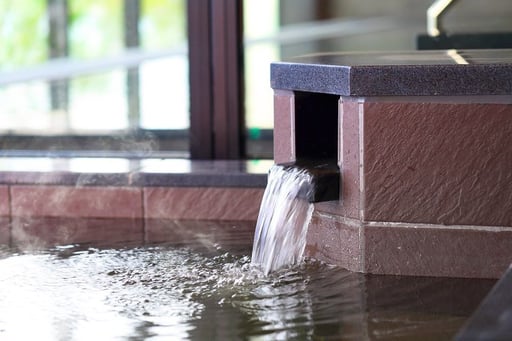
left=294, top=91, right=339, bottom=162
left=278, top=91, right=340, bottom=203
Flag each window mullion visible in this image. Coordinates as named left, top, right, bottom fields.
left=188, top=0, right=244, bottom=159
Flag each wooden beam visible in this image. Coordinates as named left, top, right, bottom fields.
left=211, top=0, right=245, bottom=159
left=188, top=0, right=245, bottom=159
left=188, top=1, right=214, bottom=159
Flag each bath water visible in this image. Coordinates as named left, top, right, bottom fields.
left=0, top=237, right=490, bottom=340
left=251, top=164, right=314, bottom=274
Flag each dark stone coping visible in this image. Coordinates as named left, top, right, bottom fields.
left=0, top=157, right=271, bottom=188
left=455, top=266, right=512, bottom=340
left=271, top=49, right=512, bottom=96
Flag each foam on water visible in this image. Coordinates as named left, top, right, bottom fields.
left=251, top=164, right=314, bottom=275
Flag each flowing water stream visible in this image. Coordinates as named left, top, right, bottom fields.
left=251, top=164, right=314, bottom=275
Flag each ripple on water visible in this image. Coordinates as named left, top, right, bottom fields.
left=0, top=243, right=492, bottom=340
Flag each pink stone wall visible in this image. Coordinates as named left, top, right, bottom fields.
left=0, top=218, right=9, bottom=245
left=314, top=99, right=512, bottom=227
left=304, top=97, right=512, bottom=278
left=339, top=98, right=361, bottom=219
left=313, top=98, right=361, bottom=219
left=5, top=185, right=263, bottom=222
left=0, top=183, right=263, bottom=248
left=10, top=186, right=143, bottom=219
left=0, top=186, right=10, bottom=245
left=305, top=212, right=512, bottom=279
left=305, top=212, right=361, bottom=271
left=362, top=101, right=512, bottom=226
left=363, top=223, right=512, bottom=278
left=144, top=187, right=264, bottom=221
left=0, top=186, right=9, bottom=217
left=273, top=90, right=296, bottom=164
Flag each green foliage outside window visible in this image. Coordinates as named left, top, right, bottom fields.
left=0, top=0, right=186, bottom=67
left=0, top=1, right=47, bottom=70
left=69, top=0, right=123, bottom=59
left=141, top=0, right=185, bottom=49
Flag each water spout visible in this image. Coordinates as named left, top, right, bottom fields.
left=281, top=161, right=340, bottom=203
left=251, top=162, right=340, bottom=275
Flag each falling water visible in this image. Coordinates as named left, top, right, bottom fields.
left=251, top=164, right=314, bottom=275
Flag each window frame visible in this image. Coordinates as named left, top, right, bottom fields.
left=188, top=0, right=245, bottom=159
left=0, top=0, right=250, bottom=160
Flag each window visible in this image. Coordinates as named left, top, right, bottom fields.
left=0, top=0, right=188, bottom=157
left=2, top=1, right=512, bottom=159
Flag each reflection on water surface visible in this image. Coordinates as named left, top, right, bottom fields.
left=0, top=230, right=495, bottom=341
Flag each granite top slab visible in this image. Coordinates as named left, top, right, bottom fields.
left=271, top=49, right=512, bottom=96
left=0, top=157, right=271, bottom=188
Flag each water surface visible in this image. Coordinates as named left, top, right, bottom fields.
left=0, top=235, right=494, bottom=341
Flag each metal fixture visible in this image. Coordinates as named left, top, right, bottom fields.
left=427, top=0, right=458, bottom=37
left=418, top=0, right=512, bottom=49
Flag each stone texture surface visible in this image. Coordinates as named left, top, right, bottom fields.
left=10, top=186, right=143, bottom=219
left=11, top=217, right=144, bottom=248
left=273, top=90, right=296, bottom=164
left=302, top=98, right=512, bottom=278
left=305, top=212, right=512, bottom=279
left=271, top=50, right=512, bottom=96
left=0, top=186, right=9, bottom=217
left=339, top=98, right=361, bottom=219
left=0, top=217, right=9, bottom=245
left=305, top=212, right=361, bottom=272
left=363, top=101, right=512, bottom=226
left=135, top=159, right=269, bottom=187
left=313, top=98, right=361, bottom=219
left=363, top=224, right=512, bottom=279
left=144, top=187, right=264, bottom=221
